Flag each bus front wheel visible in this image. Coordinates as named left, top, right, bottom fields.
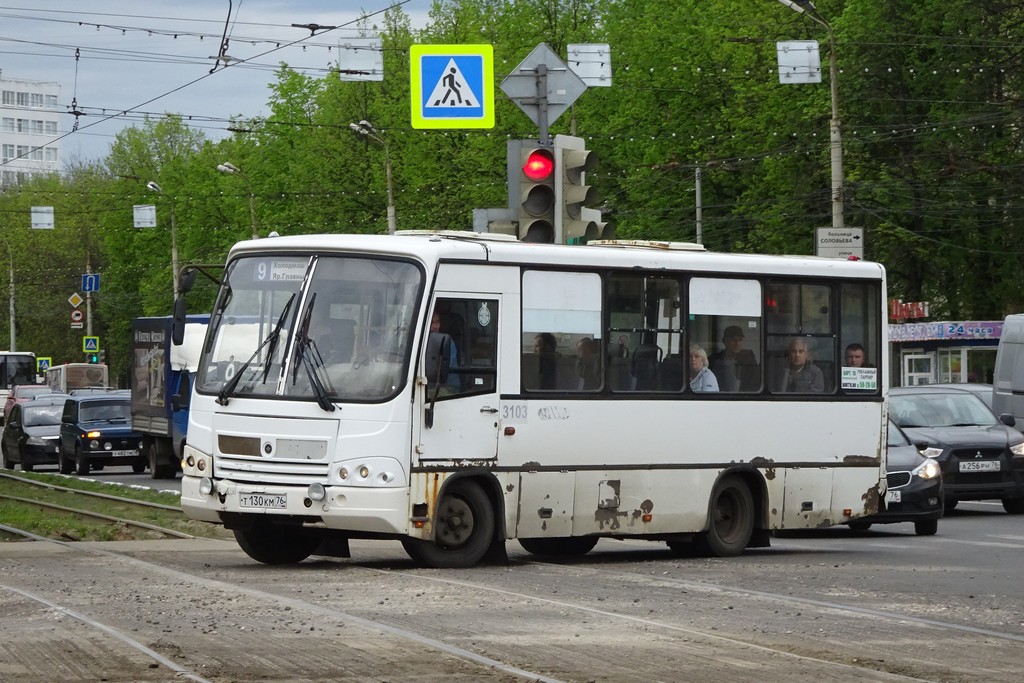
left=234, top=522, right=320, bottom=564
left=402, top=480, right=494, bottom=568
left=696, top=475, right=754, bottom=557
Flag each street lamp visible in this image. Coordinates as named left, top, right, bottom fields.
left=216, top=161, right=259, bottom=240
left=146, top=181, right=180, bottom=300
left=776, top=0, right=844, bottom=230
left=349, top=120, right=396, bottom=234
left=0, top=238, right=15, bottom=351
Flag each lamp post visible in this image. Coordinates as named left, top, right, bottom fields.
left=776, top=0, right=844, bottom=230
left=0, top=238, right=14, bottom=351
left=216, top=161, right=259, bottom=240
left=349, top=120, right=396, bottom=234
left=146, top=181, right=180, bottom=300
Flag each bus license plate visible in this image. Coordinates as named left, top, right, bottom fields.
left=239, top=492, right=287, bottom=509
left=959, top=461, right=1000, bottom=472
left=886, top=489, right=901, bottom=504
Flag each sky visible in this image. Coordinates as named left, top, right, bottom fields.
left=0, top=1, right=432, bottom=165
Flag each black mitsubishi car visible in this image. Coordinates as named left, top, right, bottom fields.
left=889, top=386, right=1024, bottom=514
left=848, top=420, right=943, bottom=535
left=57, top=391, right=145, bottom=475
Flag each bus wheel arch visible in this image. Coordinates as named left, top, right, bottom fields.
left=402, top=473, right=502, bottom=568
left=697, top=471, right=760, bottom=557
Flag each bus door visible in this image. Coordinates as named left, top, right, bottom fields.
left=417, top=292, right=503, bottom=463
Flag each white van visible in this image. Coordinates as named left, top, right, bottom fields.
left=992, top=314, right=1024, bottom=429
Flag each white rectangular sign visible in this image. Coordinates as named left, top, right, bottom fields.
left=816, top=227, right=864, bottom=259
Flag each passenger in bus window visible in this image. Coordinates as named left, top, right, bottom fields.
left=575, top=337, right=601, bottom=390
left=534, top=333, right=558, bottom=390
left=844, top=343, right=872, bottom=368
left=688, top=344, right=719, bottom=393
left=776, top=337, right=825, bottom=393
left=709, top=326, right=759, bottom=392
left=431, top=310, right=459, bottom=390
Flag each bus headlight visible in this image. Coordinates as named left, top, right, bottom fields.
left=199, top=477, right=214, bottom=496
left=181, top=444, right=212, bottom=477
left=334, top=457, right=406, bottom=488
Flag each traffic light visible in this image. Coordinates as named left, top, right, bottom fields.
left=86, top=352, right=99, bottom=363
left=554, top=134, right=600, bottom=244
left=516, top=144, right=556, bottom=243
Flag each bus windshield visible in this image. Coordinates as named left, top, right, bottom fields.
left=196, top=253, right=423, bottom=403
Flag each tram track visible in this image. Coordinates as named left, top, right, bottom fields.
left=1, top=527, right=1005, bottom=683
left=0, top=470, right=216, bottom=542
left=0, top=486, right=1020, bottom=681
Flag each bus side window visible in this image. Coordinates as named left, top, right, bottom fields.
left=522, top=271, right=602, bottom=393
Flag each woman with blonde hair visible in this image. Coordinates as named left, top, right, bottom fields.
left=688, top=344, right=719, bottom=392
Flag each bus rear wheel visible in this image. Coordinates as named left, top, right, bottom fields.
left=402, top=480, right=494, bottom=568
left=234, top=522, right=320, bottom=564
left=696, top=475, right=754, bottom=557
left=519, top=536, right=598, bottom=557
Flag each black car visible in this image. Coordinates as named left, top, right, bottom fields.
left=1, top=396, right=67, bottom=471
left=889, top=386, right=1024, bottom=513
left=58, top=392, right=145, bottom=475
left=848, top=421, right=943, bottom=535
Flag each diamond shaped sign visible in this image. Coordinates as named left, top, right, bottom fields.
left=500, top=43, right=587, bottom=127
left=68, top=292, right=84, bottom=308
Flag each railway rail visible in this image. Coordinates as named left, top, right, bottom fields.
left=3, top=524, right=1023, bottom=681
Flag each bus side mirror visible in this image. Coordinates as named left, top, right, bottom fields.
left=425, top=332, right=452, bottom=384
left=424, top=332, right=452, bottom=430
left=171, top=296, right=187, bottom=346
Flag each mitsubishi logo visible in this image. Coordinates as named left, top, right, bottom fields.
left=975, top=451, right=983, bottom=459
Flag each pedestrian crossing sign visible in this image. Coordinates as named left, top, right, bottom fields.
left=410, top=44, right=494, bottom=129
left=83, top=336, right=100, bottom=353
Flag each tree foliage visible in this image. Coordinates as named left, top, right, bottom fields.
left=2, top=0, right=1023, bottom=382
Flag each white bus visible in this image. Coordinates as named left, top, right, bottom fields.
left=0, top=351, right=38, bottom=404
left=180, top=233, right=888, bottom=568
left=46, top=362, right=109, bottom=394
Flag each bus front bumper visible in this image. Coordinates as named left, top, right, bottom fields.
left=180, top=476, right=412, bottom=535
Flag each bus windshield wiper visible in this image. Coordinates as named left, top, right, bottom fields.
left=217, top=293, right=295, bottom=406
left=290, top=293, right=336, bottom=412
left=262, top=294, right=296, bottom=382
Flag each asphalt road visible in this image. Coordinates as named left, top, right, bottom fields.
left=1, top=472, right=1022, bottom=682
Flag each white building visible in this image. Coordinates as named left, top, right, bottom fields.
left=0, top=70, right=61, bottom=187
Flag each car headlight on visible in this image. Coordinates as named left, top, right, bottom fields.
left=913, top=459, right=942, bottom=480
left=1010, top=442, right=1024, bottom=456
left=918, top=446, right=944, bottom=458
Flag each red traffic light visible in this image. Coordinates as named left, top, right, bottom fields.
left=522, top=148, right=555, bottom=181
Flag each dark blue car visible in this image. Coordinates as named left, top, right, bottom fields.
left=58, top=391, right=145, bottom=475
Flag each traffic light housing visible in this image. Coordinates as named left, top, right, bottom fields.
left=86, top=352, right=99, bottom=363
left=515, top=144, right=556, bottom=243
left=554, top=134, right=600, bottom=244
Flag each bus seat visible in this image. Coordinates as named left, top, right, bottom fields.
left=632, top=344, right=663, bottom=391
left=660, top=354, right=685, bottom=391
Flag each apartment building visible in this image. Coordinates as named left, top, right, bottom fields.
left=0, top=70, right=61, bottom=187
